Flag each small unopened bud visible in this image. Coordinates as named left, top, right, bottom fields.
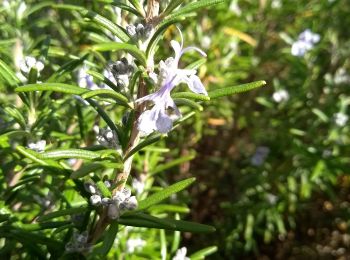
left=108, top=204, right=120, bottom=219
left=104, top=180, right=112, bottom=188
left=102, top=197, right=111, bottom=205
left=112, top=191, right=126, bottom=203
left=84, top=182, right=97, bottom=194
left=126, top=24, right=136, bottom=37
left=90, top=194, right=102, bottom=206
left=123, top=196, right=138, bottom=210
left=122, top=188, right=131, bottom=198
left=74, top=231, right=88, bottom=244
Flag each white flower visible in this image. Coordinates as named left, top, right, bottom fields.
left=132, top=178, right=145, bottom=195
left=126, top=238, right=146, bottom=253
left=272, top=89, right=289, bottom=103
left=78, top=66, right=98, bottom=90
left=28, top=140, right=46, bottom=152
left=173, top=247, right=190, bottom=260
left=334, top=112, right=348, bottom=127
left=137, top=30, right=207, bottom=135
left=291, top=29, right=320, bottom=57
left=19, top=56, right=44, bottom=73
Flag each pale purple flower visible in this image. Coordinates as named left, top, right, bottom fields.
left=291, top=29, right=320, bottom=57
left=78, top=66, right=98, bottom=90
left=137, top=31, right=208, bottom=135
left=251, top=146, right=270, bottom=166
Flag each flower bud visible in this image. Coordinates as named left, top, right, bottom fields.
left=108, top=204, right=120, bottom=219
left=90, top=194, right=102, bottom=206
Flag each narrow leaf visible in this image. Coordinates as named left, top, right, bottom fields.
left=171, top=92, right=210, bottom=101
left=15, top=83, right=87, bottom=95
left=38, top=149, right=102, bottom=160
left=208, top=80, right=266, bottom=99
left=162, top=0, right=225, bottom=24
left=124, top=134, right=163, bottom=160
left=163, top=0, right=185, bottom=15
left=174, top=98, right=203, bottom=111
left=37, top=206, right=88, bottom=222
left=150, top=154, right=195, bottom=176
left=190, top=246, right=218, bottom=259
left=94, top=222, right=119, bottom=255
left=138, top=177, right=195, bottom=210
left=92, top=42, right=146, bottom=66
left=81, top=89, right=130, bottom=107
left=0, top=59, right=21, bottom=87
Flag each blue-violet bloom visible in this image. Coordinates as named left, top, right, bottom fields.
left=137, top=32, right=208, bottom=135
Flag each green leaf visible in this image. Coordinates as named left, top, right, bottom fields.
left=171, top=92, right=210, bottom=101
left=127, top=0, right=145, bottom=17
left=163, top=0, right=185, bottom=15
left=185, top=58, right=207, bottom=70
left=87, top=70, right=119, bottom=92
left=83, top=11, right=130, bottom=42
left=123, top=213, right=176, bottom=229
left=312, top=108, right=329, bottom=122
left=97, top=0, right=141, bottom=16
left=174, top=98, right=203, bottom=111
left=162, top=0, right=225, bottom=24
left=48, top=55, right=87, bottom=82
left=138, top=177, right=195, bottom=210
left=16, top=146, right=63, bottom=169
left=4, top=107, right=27, bottom=130
left=23, top=1, right=54, bottom=17
left=124, top=134, right=163, bottom=160
left=118, top=217, right=215, bottom=233
left=208, top=80, right=266, bottom=99
left=150, top=154, right=195, bottom=176
left=37, top=206, right=88, bottom=222
left=38, top=149, right=102, bottom=160
left=92, top=42, right=146, bottom=66
left=15, top=83, right=87, bottom=95
left=146, top=19, right=180, bottom=59
left=14, top=221, right=71, bottom=231
left=0, top=59, right=20, bottom=87
left=81, top=89, right=130, bottom=107
left=94, top=222, right=119, bottom=255
left=190, top=246, right=218, bottom=259
left=52, top=4, right=130, bottom=42
left=71, top=163, right=105, bottom=179
left=168, top=219, right=216, bottom=233
left=148, top=204, right=190, bottom=214
left=95, top=180, right=112, bottom=197
left=85, top=99, right=124, bottom=147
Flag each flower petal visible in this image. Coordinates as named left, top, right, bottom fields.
left=171, top=40, right=182, bottom=59
left=137, top=109, right=157, bottom=135
left=155, top=110, right=173, bottom=133
left=189, top=74, right=208, bottom=95
left=181, top=46, right=207, bottom=57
